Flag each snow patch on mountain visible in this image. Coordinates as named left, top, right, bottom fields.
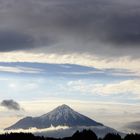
left=40, top=104, right=91, bottom=122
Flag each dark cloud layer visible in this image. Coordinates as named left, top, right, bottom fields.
left=1, top=99, right=22, bottom=111
left=0, top=0, right=140, bottom=57
left=0, top=31, right=35, bottom=51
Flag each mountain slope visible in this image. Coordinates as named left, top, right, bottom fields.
left=5, top=104, right=103, bottom=130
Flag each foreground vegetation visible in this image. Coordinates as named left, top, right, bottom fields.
left=0, top=130, right=139, bottom=140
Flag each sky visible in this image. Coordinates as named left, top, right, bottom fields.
left=0, top=0, right=140, bottom=134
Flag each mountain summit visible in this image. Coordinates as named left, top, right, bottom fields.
left=5, top=104, right=103, bottom=130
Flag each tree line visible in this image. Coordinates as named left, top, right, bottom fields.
left=0, top=130, right=139, bottom=140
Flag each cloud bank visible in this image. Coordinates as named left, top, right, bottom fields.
left=0, top=0, right=140, bottom=57
left=0, top=125, right=120, bottom=138
left=65, top=80, right=140, bottom=99
left=125, top=121, right=140, bottom=134
left=0, top=0, right=140, bottom=74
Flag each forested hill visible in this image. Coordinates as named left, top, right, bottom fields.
left=0, top=130, right=140, bottom=140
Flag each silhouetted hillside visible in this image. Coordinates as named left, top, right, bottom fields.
left=0, top=130, right=139, bottom=140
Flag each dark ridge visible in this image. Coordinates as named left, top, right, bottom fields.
left=0, top=130, right=140, bottom=140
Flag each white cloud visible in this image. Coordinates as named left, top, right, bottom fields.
left=0, top=52, right=140, bottom=76
left=93, top=80, right=140, bottom=97
left=0, top=65, right=43, bottom=74
left=0, top=125, right=69, bottom=134
left=65, top=80, right=140, bottom=98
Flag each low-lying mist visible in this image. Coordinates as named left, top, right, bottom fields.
left=0, top=125, right=122, bottom=138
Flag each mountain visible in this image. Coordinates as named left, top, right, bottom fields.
left=5, top=104, right=124, bottom=138
left=5, top=104, right=103, bottom=130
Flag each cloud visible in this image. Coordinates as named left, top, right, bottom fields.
left=0, top=65, right=43, bottom=74
left=1, top=62, right=138, bottom=79
left=1, top=125, right=69, bottom=134
left=0, top=0, right=140, bottom=76
left=1, top=100, right=23, bottom=111
left=125, top=121, right=140, bottom=133
left=0, top=31, right=36, bottom=52
left=0, top=53, right=140, bottom=76
left=65, top=80, right=140, bottom=98
left=0, top=125, right=121, bottom=138
left=0, top=0, right=140, bottom=58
